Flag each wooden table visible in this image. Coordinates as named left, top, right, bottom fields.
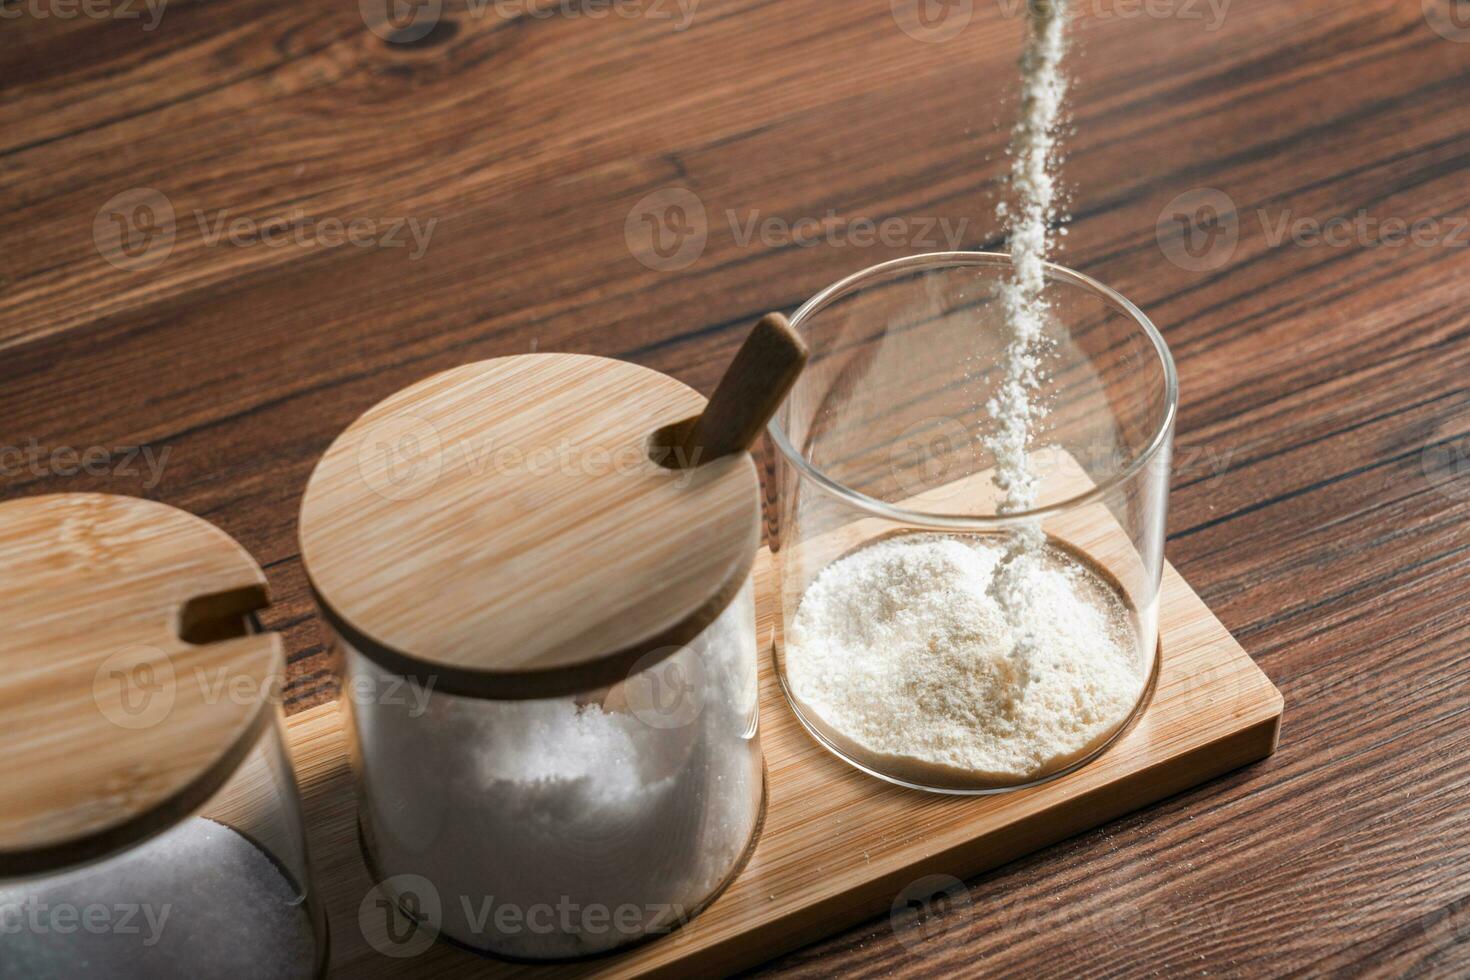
left=3, top=0, right=1468, bottom=975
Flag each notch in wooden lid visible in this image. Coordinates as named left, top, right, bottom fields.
left=300, top=314, right=807, bottom=701
left=0, top=494, right=282, bottom=877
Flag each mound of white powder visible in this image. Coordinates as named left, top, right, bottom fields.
left=784, top=534, right=1146, bottom=787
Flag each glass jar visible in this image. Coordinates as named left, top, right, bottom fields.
left=333, top=579, right=761, bottom=959
left=299, top=354, right=769, bottom=959
left=769, top=253, right=1178, bottom=794
left=0, top=494, right=326, bottom=979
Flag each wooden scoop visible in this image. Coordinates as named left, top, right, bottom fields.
left=654, top=312, right=809, bottom=469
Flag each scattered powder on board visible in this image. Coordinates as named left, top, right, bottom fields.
left=785, top=536, right=1144, bottom=784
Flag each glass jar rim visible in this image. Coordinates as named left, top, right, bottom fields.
left=766, top=251, right=1180, bottom=529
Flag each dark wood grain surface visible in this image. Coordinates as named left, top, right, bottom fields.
left=3, top=0, right=1468, bottom=975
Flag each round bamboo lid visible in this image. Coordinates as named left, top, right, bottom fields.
left=300, top=325, right=805, bottom=700
left=0, top=494, right=282, bottom=877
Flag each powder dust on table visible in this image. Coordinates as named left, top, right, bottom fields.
left=783, top=535, right=1146, bottom=787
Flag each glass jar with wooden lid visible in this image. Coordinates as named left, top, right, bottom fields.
left=0, top=494, right=326, bottom=978
left=298, top=316, right=805, bottom=959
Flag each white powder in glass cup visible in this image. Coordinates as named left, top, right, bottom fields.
left=784, top=534, right=1146, bottom=788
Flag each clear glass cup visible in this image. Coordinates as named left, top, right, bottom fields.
left=769, top=252, right=1178, bottom=794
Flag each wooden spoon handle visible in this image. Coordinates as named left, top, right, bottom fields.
left=677, top=313, right=808, bottom=466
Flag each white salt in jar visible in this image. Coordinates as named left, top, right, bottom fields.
left=299, top=351, right=782, bottom=960
left=0, top=494, right=326, bottom=979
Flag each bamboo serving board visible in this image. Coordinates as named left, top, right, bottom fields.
left=288, top=542, right=1283, bottom=978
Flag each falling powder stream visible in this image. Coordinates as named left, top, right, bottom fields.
left=985, top=0, right=1073, bottom=691
left=781, top=1, right=1151, bottom=786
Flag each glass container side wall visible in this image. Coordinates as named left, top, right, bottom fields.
left=337, top=578, right=763, bottom=960
left=0, top=714, right=325, bottom=979
left=771, top=254, right=1175, bottom=793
